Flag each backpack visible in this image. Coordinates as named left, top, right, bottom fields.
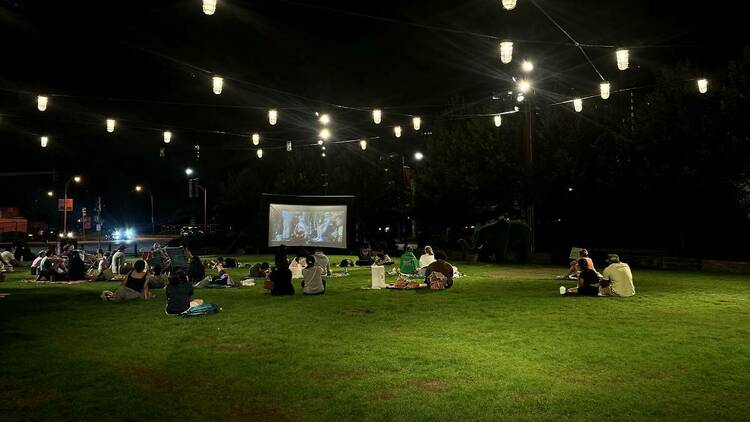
left=181, top=303, right=221, bottom=317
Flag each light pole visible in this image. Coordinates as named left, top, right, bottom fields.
left=63, top=175, right=82, bottom=235
left=186, top=168, right=208, bottom=233
left=135, top=185, right=155, bottom=235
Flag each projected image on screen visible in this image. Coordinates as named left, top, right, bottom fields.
left=268, top=204, right=347, bottom=248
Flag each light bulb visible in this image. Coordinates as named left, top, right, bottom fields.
left=286, top=141, right=292, bottom=151
left=37, top=95, right=48, bottom=112
left=373, top=109, right=382, bottom=124
left=319, top=128, right=331, bottom=141
left=106, top=118, right=116, bottom=133
left=269, top=109, right=278, bottom=125
left=412, top=116, right=422, bottom=130
left=40, top=136, right=49, bottom=148
left=494, top=115, right=502, bottom=127
left=256, top=149, right=263, bottom=158
left=163, top=131, right=172, bottom=144
left=414, top=152, right=424, bottom=160
left=697, top=79, right=708, bottom=94
left=573, top=98, right=583, bottom=112
left=394, top=126, right=402, bottom=138
left=500, top=41, right=514, bottom=64
left=616, top=49, right=629, bottom=71
left=502, top=0, right=517, bottom=10
left=360, top=140, right=367, bottom=150
left=319, top=113, right=331, bottom=125
left=518, top=80, right=531, bottom=93
left=521, top=60, right=534, bottom=73
left=600, top=82, right=611, bottom=100
left=202, top=0, right=217, bottom=15
left=252, top=133, right=260, bottom=146
left=212, top=76, right=223, bottom=95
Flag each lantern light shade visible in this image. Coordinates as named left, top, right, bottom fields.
left=412, top=116, right=422, bottom=130
left=500, top=41, right=514, bottom=64
left=37, top=95, right=48, bottom=111
left=502, top=0, right=517, bottom=10
left=372, top=109, right=382, bottom=124
left=616, top=49, right=629, bottom=71
left=40, top=136, right=49, bottom=148
left=106, top=118, right=116, bottom=133
left=697, top=79, right=709, bottom=94
left=319, top=113, right=331, bottom=125
left=319, top=128, right=331, bottom=141
left=494, top=115, right=502, bottom=127
left=394, top=126, right=402, bottom=138
left=360, top=140, right=367, bottom=150
left=573, top=98, right=583, bottom=112
left=202, top=0, right=217, bottom=15
left=212, top=76, right=223, bottom=95
left=600, top=82, right=611, bottom=100
left=286, top=141, right=292, bottom=151
left=252, top=133, right=260, bottom=146
left=256, top=149, right=263, bottom=158
left=269, top=109, right=278, bottom=125
left=163, top=131, right=172, bottom=144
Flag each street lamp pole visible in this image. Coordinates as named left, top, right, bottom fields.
left=135, top=185, right=156, bottom=234
left=62, top=176, right=81, bottom=235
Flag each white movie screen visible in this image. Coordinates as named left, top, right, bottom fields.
left=268, top=203, right=347, bottom=248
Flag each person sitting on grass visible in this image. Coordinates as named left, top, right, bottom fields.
left=187, top=255, right=207, bottom=285
left=561, top=258, right=601, bottom=296
left=424, top=250, right=454, bottom=289
left=248, top=261, right=270, bottom=278
left=30, top=251, right=46, bottom=276
left=563, top=249, right=595, bottom=280
left=111, top=245, right=127, bottom=275
left=66, top=250, right=89, bottom=281
left=314, top=248, right=330, bottom=276
left=1, top=247, right=18, bottom=272
left=165, top=270, right=204, bottom=315
left=147, top=264, right=169, bottom=289
left=418, top=246, right=436, bottom=274
left=101, top=259, right=150, bottom=301
left=355, top=241, right=373, bottom=266
left=302, top=255, right=325, bottom=295
left=599, top=254, right=635, bottom=297
left=271, top=255, right=294, bottom=296
left=399, top=246, right=419, bottom=274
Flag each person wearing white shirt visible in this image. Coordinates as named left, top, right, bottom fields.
left=418, top=245, right=436, bottom=271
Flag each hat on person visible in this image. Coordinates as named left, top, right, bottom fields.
left=606, top=254, right=620, bottom=264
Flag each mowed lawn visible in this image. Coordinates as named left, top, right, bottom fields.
left=1, top=257, right=749, bottom=422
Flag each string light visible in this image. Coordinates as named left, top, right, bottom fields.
left=252, top=133, right=260, bottom=146
left=616, top=49, right=629, bottom=71
left=37, top=95, right=48, bottom=112
left=372, top=109, right=382, bottom=124
left=163, top=131, right=172, bottom=144
left=600, top=82, right=611, bottom=100
left=412, top=116, right=422, bottom=130
left=573, top=98, right=583, bottom=112
left=360, top=140, right=367, bottom=150
left=319, top=128, right=331, bottom=141
left=500, top=41, right=514, bottom=64
left=521, top=60, right=534, bottom=73
left=256, top=149, right=263, bottom=158
left=202, top=0, right=217, bottom=15
left=286, top=141, right=292, bottom=151
left=212, top=76, right=223, bottom=95
left=40, top=136, right=49, bottom=148
left=106, top=118, right=116, bottom=133
left=697, top=79, right=708, bottom=94
left=394, top=126, right=402, bottom=138
left=502, top=0, right=517, bottom=10
left=494, top=115, right=502, bottom=127
left=319, top=113, right=331, bottom=125
left=269, top=109, right=278, bottom=125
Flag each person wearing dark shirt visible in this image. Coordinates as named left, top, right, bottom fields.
left=187, top=256, right=206, bottom=284
left=562, top=258, right=601, bottom=296
left=271, top=255, right=295, bottom=296
left=66, top=250, right=87, bottom=280
left=424, top=251, right=455, bottom=289
left=165, top=271, right=203, bottom=315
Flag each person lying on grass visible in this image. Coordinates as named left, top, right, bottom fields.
left=165, top=270, right=204, bottom=315
left=301, top=254, right=325, bottom=295
left=561, top=258, right=600, bottom=296
left=100, top=259, right=151, bottom=301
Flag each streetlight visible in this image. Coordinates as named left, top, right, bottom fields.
left=134, top=185, right=155, bottom=235
left=414, top=152, right=424, bottom=161
left=185, top=168, right=194, bottom=176
left=47, top=191, right=54, bottom=197
left=521, top=60, right=534, bottom=73
left=63, top=175, right=82, bottom=235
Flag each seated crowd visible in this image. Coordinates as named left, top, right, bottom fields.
left=560, top=250, right=636, bottom=298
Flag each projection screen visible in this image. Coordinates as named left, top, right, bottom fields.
left=268, top=203, right=347, bottom=248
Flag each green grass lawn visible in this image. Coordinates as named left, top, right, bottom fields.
left=1, top=256, right=749, bottom=421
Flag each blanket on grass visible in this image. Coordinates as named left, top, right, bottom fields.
left=23, top=279, right=93, bottom=285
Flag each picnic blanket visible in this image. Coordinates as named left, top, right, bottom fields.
left=23, top=279, right=94, bottom=285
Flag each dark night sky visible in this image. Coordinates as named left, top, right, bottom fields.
left=1, top=0, right=747, bottom=230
